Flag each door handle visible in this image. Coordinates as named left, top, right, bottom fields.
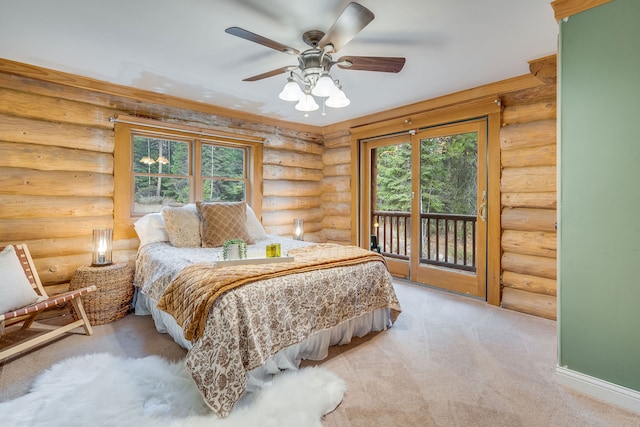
left=478, top=190, right=487, bottom=222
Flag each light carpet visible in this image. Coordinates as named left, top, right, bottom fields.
left=0, top=353, right=346, bottom=427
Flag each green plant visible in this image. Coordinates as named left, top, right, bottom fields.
left=222, top=239, right=247, bottom=260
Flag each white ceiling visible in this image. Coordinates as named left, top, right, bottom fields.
left=0, top=0, right=558, bottom=127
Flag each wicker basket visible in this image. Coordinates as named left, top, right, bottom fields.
left=69, top=263, right=134, bottom=325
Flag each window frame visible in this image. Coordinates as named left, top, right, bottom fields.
left=114, top=116, right=263, bottom=240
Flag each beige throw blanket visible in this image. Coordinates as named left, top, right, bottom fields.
left=157, top=243, right=388, bottom=341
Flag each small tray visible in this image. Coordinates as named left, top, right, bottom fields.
left=216, top=256, right=294, bottom=267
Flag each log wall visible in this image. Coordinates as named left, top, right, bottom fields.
left=261, top=132, right=324, bottom=242
left=321, top=130, right=353, bottom=244
left=0, top=69, right=323, bottom=296
left=499, top=56, right=558, bottom=320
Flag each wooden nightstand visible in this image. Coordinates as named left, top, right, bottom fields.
left=69, top=263, right=134, bottom=325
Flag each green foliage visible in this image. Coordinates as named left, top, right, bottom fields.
left=375, top=144, right=412, bottom=211
left=374, top=132, right=478, bottom=215
left=202, top=144, right=245, bottom=202
left=133, top=136, right=247, bottom=208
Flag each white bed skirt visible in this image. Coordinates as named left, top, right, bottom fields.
left=134, top=290, right=392, bottom=392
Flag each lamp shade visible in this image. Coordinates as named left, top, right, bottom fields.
left=279, top=80, right=304, bottom=101
left=295, top=93, right=319, bottom=112
left=311, top=74, right=337, bottom=97
left=326, top=87, right=350, bottom=108
left=92, top=228, right=113, bottom=267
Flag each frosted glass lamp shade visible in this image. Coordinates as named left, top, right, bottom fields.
left=279, top=80, right=304, bottom=101
left=326, top=88, right=350, bottom=108
left=295, top=93, right=319, bottom=112
left=311, top=74, right=337, bottom=97
left=92, top=228, right=113, bottom=267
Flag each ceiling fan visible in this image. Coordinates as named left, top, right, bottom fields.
left=225, top=2, right=406, bottom=113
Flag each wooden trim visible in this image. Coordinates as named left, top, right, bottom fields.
left=112, top=115, right=264, bottom=143
left=113, top=123, right=135, bottom=240
left=351, top=96, right=502, bottom=141
left=486, top=109, right=502, bottom=306
left=0, top=58, right=322, bottom=135
left=350, top=133, right=359, bottom=246
left=551, top=0, right=613, bottom=20
left=324, top=74, right=542, bottom=136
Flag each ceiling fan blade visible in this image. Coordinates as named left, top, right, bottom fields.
left=243, top=65, right=298, bottom=82
left=225, top=27, right=300, bottom=55
left=336, top=56, right=406, bottom=73
left=318, top=2, right=374, bottom=52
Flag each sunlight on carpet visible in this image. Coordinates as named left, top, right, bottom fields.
left=0, top=353, right=346, bottom=427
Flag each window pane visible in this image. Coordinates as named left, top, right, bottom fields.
left=201, top=144, right=244, bottom=178
left=202, top=178, right=245, bottom=202
left=134, top=176, right=190, bottom=212
left=133, top=136, right=189, bottom=176
left=420, top=132, right=477, bottom=215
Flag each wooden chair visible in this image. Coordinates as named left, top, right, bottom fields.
left=0, top=244, right=96, bottom=362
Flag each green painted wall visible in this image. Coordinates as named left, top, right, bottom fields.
left=559, top=0, right=640, bottom=391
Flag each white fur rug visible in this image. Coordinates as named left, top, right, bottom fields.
left=0, top=353, right=346, bottom=427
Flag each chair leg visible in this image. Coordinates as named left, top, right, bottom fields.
left=70, top=298, right=93, bottom=336
left=21, top=313, right=39, bottom=330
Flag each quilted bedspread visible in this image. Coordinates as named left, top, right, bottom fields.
left=135, top=240, right=401, bottom=418
left=157, top=243, right=392, bottom=341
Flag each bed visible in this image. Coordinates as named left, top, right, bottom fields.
left=132, top=202, right=402, bottom=417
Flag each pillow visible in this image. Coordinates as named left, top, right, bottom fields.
left=246, top=205, right=268, bottom=241
left=197, top=201, right=254, bottom=248
left=134, top=212, right=169, bottom=247
left=161, top=204, right=201, bottom=247
left=0, top=245, right=40, bottom=313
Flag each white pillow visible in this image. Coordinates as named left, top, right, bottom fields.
left=134, top=212, right=169, bottom=247
left=161, top=204, right=201, bottom=247
left=0, top=245, right=40, bottom=313
left=246, top=205, right=268, bottom=240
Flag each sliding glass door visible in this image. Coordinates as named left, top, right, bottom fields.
left=362, top=119, right=488, bottom=298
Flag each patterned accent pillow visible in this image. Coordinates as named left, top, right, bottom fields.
left=161, top=204, right=201, bottom=247
left=197, top=201, right=254, bottom=248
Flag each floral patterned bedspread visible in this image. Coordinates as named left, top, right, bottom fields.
left=134, top=237, right=401, bottom=418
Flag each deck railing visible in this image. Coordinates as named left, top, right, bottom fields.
left=372, top=210, right=477, bottom=272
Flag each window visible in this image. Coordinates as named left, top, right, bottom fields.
left=132, top=134, right=192, bottom=212
left=114, top=116, right=264, bottom=237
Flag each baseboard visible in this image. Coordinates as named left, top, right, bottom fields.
left=556, top=366, right=640, bottom=414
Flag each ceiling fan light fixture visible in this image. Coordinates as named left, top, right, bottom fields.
left=226, top=3, right=406, bottom=118
left=311, top=74, right=337, bottom=97
left=278, top=79, right=304, bottom=101
left=295, top=92, right=319, bottom=112
left=326, top=86, right=350, bottom=108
